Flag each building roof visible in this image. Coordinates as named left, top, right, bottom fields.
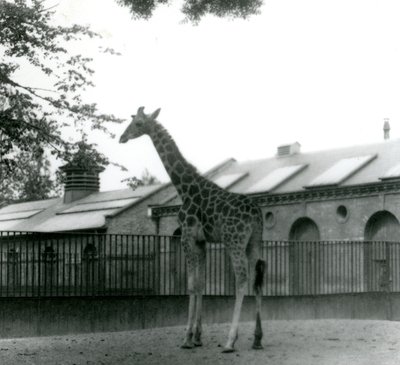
left=0, top=158, right=236, bottom=233
left=0, top=185, right=164, bottom=233
left=217, top=139, right=400, bottom=195
left=3, top=138, right=400, bottom=232
left=156, top=138, right=400, bottom=208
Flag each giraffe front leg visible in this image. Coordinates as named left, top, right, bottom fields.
left=193, top=295, right=203, bottom=346
left=193, top=254, right=205, bottom=346
left=181, top=271, right=196, bottom=349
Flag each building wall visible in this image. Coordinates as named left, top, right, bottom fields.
left=261, top=193, right=400, bottom=241
left=106, top=185, right=176, bottom=235
left=156, top=193, right=400, bottom=241
left=158, top=215, right=180, bottom=236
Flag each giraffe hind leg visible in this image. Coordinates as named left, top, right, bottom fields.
left=252, top=258, right=265, bottom=350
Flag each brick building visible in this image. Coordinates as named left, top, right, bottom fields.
left=151, top=138, right=400, bottom=243
left=2, top=135, right=400, bottom=242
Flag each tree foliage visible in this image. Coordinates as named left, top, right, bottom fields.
left=0, top=0, right=123, bottom=202
left=116, top=0, right=262, bottom=22
left=0, top=147, right=61, bottom=202
left=122, top=168, right=161, bottom=190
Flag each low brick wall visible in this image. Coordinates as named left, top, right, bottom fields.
left=0, top=293, right=398, bottom=339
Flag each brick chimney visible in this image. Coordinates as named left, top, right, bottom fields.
left=60, top=165, right=104, bottom=204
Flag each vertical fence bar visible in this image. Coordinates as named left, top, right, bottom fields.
left=106, top=234, right=109, bottom=296
left=119, top=235, right=123, bottom=294
left=157, top=236, right=161, bottom=295
left=5, top=233, right=9, bottom=297
left=145, top=236, right=151, bottom=294
left=125, top=235, right=129, bottom=295
left=134, top=236, right=137, bottom=294
left=144, top=236, right=147, bottom=294
left=394, top=242, right=398, bottom=292
left=38, top=233, right=42, bottom=298
left=141, top=236, right=144, bottom=294
left=67, top=234, right=71, bottom=296
left=0, top=232, right=3, bottom=298
left=24, top=233, right=28, bottom=297
left=218, top=243, right=226, bottom=295
left=112, top=235, right=116, bottom=295
left=163, top=236, right=166, bottom=295
left=31, top=233, right=35, bottom=297
left=17, top=233, right=21, bottom=297
left=154, top=235, right=158, bottom=296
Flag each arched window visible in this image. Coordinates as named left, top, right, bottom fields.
left=83, top=243, right=98, bottom=260
left=365, top=210, right=400, bottom=241
left=172, top=227, right=182, bottom=237
left=43, top=246, right=56, bottom=262
left=289, top=217, right=320, bottom=241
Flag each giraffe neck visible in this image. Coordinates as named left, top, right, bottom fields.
left=147, top=120, right=204, bottom=197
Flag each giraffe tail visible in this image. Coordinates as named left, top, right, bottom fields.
left=253, top=259, right=266, bottom=295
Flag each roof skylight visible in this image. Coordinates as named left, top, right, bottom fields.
left=380, top=163, right=400, bottom=180
left=245, top=164, right=307, bottom=194
left=306, top=155, right=377, bottom=187
left=60, top=197, right=139, bottom=214
left=212, top=172, right=248, bottom=189
left=0, top=209, right=43, bottom=222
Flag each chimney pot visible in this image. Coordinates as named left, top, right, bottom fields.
left=384, top=118, right=390, bottom=140
left=60, top=165, right=103, bottom=204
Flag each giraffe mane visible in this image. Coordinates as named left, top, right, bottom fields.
left=151, top=119, right=201, bottom=176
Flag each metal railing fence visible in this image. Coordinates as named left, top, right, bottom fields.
left=0, top=231, right=397, bottom=297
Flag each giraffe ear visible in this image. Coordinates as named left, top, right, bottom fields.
left=150, top=108, right=161, bottom=120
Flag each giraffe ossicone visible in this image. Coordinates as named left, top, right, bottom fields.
left=120, top=107, right=266, bottom=353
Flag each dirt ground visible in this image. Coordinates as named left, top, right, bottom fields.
left=0, top=319, right=399, bottom=365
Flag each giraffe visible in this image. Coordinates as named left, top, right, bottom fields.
left=119, top=107, right=266, bottom=353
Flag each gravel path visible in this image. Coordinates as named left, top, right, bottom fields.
left=0, top=320, right=399, bottom=364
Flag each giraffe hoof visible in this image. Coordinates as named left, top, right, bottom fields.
left=221, top=346, right=236, bottom=353
left=252, top=343, right=264, bottom=350
left=181, top=342, right=195, bottom=349
left=193, top=340, right=203, bottom=347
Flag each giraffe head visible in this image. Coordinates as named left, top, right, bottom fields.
left=119, top=106, right=161, bottom=143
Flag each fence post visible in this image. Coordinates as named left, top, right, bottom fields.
left=385, top=242, right=393, bottom=320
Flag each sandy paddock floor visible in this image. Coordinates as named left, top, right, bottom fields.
left=0, top=320, right=399, bottom=364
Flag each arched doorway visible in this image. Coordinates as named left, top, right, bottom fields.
left=289, top=218, right=320, bottom=295
left=364, top=211, right=400, bottom=292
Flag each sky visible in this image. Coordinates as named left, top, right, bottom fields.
left=46, top=0, right=400, bottom=191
